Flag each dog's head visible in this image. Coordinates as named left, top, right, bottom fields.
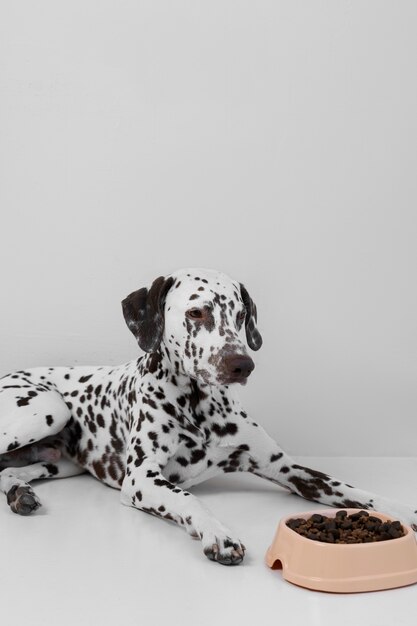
left=122, top=268, right=262, bottom=386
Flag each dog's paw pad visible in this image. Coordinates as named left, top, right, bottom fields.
left=7, top=485, right=41, bottom=516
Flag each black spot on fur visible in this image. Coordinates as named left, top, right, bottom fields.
left=337, top=498, right=370, bottom=509
left=292, top=464, right=330, bottom=481
left=154, top=478, right=174, bottom=489
left=190, top=448, right=206, bottom=464
left=162, top=403, right=176, bottom=417
left=79, top=375, right=93, bottom=383
left=212, top=422, right=238, bottom=437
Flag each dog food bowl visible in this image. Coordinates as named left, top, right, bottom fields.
left=266, top=508, right=417, bottom=593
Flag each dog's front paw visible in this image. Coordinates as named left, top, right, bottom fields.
left=183, top=513, right=246, bottom=564
left=203, top=536, right=246, bottom=565
left=7, top=485, right=42, bottom=515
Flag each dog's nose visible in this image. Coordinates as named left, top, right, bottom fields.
left=224, top=355, right=255, bottom=382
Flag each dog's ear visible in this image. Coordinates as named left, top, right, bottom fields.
left=122, top=276, right=174, bottom=353
left=239, top=283, right=263, bottom=351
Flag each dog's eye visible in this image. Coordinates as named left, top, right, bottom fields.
left=186, top=309, right=203, bottom=320
left=238, top=309, right=246, bottom=322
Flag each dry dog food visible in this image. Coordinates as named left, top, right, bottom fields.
left=286, top=510, right=405, bottom=543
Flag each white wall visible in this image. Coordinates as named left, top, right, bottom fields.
left=1, top=1, right=416, bottom=456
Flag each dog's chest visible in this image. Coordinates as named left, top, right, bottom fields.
left=162, top=431, right=221, bottom=484
left=159, top=387, right=242, bottom=483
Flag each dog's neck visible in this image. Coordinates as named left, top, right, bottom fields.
left=140, top=346, right=222, bottom=399
left=141, top=346, right=198, bottom=390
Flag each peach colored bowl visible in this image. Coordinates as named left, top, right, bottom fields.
left=266, top=508, right=417, bottom=593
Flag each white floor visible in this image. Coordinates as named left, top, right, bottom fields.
left=1, top=457, right=416, bottom=626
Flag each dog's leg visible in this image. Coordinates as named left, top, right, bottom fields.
left=0, top=378, right=71, bottom=455
left=227, top=417, right=417, bottom=529
left=0, top=459, right=85, bottom=515
left=121, top=457, right=245, bottom=565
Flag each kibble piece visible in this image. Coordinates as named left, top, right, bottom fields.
left=335, top=510, right=348, bottom=519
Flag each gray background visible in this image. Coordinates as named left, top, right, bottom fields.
left=1, top=1, right=416, bottom=456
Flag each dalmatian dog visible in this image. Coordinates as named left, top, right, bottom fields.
left=0, top=268, right=416, bottom=565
